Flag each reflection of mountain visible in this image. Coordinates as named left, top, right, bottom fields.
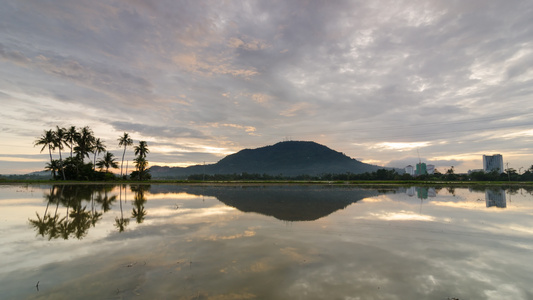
left=150, top=185, right=380, bottom=221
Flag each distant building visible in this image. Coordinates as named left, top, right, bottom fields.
left=415, top=162, right=427, bottom=176
left=483, top=154, right=503, bottom=173
left=426, top=164, right=435, bottom=175
left=405, top=165, right=414, bottom=176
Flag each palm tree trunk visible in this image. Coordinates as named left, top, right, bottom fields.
left=58, top=149, right=66, bottom=180
left=48, top=145, right=55, bottom=178
left=120, top=145, right=126, bottom=177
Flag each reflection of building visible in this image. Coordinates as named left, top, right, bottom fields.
left=485, top=189, right=506, bottom=208
left=483, top=154, right=503, bottom=173
left=405, top=165, right=414, bottom=176
left=416, top=163, right=427, bottom=176
left=406, top=186, right=416, bottom=197
left=406, top=187, right=436, bottom=199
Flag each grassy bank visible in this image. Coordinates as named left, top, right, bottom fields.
left=2, top=178, right=533, bottom=187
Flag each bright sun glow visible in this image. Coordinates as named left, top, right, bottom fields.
left=375, top=142, right=430, bottom=151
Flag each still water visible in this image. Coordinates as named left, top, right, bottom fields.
left=1, top=184, right=532, bottom=300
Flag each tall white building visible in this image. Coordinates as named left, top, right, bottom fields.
left=483, top=154, right=503, bottom=173
left=405, top=165, right=414, bottom=176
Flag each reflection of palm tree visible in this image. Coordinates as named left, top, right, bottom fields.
left=114, top=216, right=130, bottom=232
left=131, top=187, right=148, bottom=224
left=30, top=184, right=121, bottom=240
left=58, top=219, right=72, bottom=240
left=89, top=190, right=103, bottom=227
left=46, top=214, right=63, bottom=240
left=97, top=190, right=117, bottom=212
left=90, top=211, right=103, bottom=227
left=29, top=212, right=52, bottom=237
left=69, top=203, right=91, bottom=239
left=115, top=185, right=130, bottom=232
left=29, top=186, right=56, bottom=237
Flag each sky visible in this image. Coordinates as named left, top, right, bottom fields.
left=1, top=0, right=533, bottom=175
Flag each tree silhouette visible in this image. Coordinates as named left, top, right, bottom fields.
left=96, top=152, right=119, bottom=173
left=64, top=126, right=80, bottom=158
left=92, top=138, right=106, bottom=171
left=34, top=129, right=56, bottom=177
left=54, top=126, right=67, bottom=180
left=75, top=126, right=95, bottom=162
left=118, top=133, right=133, bottom=178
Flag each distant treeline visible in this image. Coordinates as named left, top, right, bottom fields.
left=187, top=167, right=533, bottom=182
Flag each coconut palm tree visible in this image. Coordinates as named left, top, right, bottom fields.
left=117, top=132, right=133, bottom=178
left=34, top=129, right=56, bottom=175
left=74, top=126, right=95, bottom=162
left=96, top=152, right=119, bottom=173
left=133, top=156, right=149, bottom=180
left=92, top=138, right=106, bottom=171
left=64, top=126, right=79, bottom=158
left=134, top=141, right=149, bottom=158
left=54, top=126, right=67, bottom=180
left=45, top=159, right=61, bottom=179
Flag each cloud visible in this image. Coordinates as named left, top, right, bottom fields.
left=110, top=121, right=209, bottom=140
left=2, top=0, right=533, bottom=173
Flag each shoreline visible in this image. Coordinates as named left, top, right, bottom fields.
left=2, top=179, right=533, bottom=187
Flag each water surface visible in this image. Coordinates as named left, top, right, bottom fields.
left=1, top=184, right=532, bottom=299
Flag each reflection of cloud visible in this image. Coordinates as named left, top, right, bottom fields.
left=431, top=201, right=484, bottom=210
left=368, top=211, right=435, bottom=221
left=4, top=185, right=533, bottom=299
left=206, top=229, right=256, bottom=241
left=146, top=192, right=202, bottom=200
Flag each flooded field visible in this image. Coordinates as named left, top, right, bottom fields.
left=1, top=184, right=532, bottom=299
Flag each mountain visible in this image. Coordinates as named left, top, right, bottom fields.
left=149, top=141, right=389, bottom=179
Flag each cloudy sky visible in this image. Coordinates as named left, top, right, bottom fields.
left=2, top=0, right=533, bottom=174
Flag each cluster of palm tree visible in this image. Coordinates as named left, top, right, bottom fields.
left=34, top=126, right=150, bottom=181
left=131, top=140, right=151, bottom=180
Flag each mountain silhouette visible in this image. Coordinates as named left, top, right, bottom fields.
left=150, top=141, right=388, bottom=179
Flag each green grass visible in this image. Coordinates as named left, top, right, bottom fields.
left=2, top=178, right=533, bottom=186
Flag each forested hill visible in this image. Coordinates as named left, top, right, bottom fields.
left=149, top=141, right=388, bottom=179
